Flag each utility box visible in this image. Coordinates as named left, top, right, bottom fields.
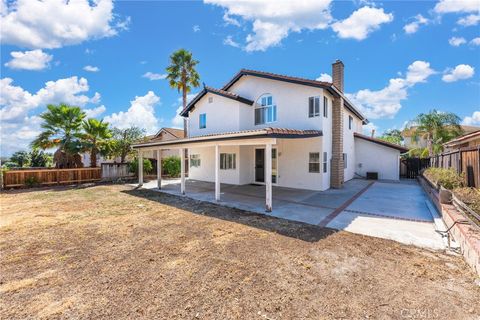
left=366, top=172, right=378, bottom=180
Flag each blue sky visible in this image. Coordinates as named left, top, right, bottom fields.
left=1, top=0, right=479, bottom=156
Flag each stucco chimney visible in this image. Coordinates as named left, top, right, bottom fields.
left=332, top=59, right=344, bottom=92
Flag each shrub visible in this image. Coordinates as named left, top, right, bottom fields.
left=163, top=156, right=181, bottom=177
left=25, top=176, right=40, bottom=187
left=128, top=158, right=153, bottom=175
left=453, top=187, right=480, bottom=217
left=423, top=167, right=464, bottom=190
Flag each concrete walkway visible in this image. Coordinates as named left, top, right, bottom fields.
left=136, top=178, right=445, bottom=250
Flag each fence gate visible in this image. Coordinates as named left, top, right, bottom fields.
left=400, top=158, right=430, bottom=179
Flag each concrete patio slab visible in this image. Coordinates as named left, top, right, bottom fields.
left=134, top=178, right=446, bottom=250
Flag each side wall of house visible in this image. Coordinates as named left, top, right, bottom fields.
left=354, top=138, right=400, bottom=180
left=343, top=108, right=363, bottom=181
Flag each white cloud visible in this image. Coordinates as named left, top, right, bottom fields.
left=470, top=37, right=480, bottom=45
left=172, top=94, right=197, bottom=128
left=449, top=36, right=467, bottom=46
left=457, top=14, right=480, bottom=26
left=84, top=105, right=106, bottom=118
left=403, top=14, right=429, bottom=34
left=462, top=111, right=480, bottom=125
left=442, top=64, right=475, bottom=82
left=347, top=61, right=435, bottom=119
left=362, top=122, right=378, bottom=136
left=0, top=0, right=128, bottom=49
left=223, top=35, right=241, bottom=48
left=206, top=0, right=333, bottom=51
left=434, top=0, right=480, bottom=14
left=104, top=91, right=161, bottom=134
left=0, top=76, right=100, bottom=121
left=332, top=6, right=394, bottom=40
left=193, top=25, right=200, bottom=32
left=4, top=49, right=52, bottom=70
left=316, top=73, right=332, bottom=82
left=83, top=65, right=100, bottom=72
left=0, top=115, right=43, bottom=156
left=142, top=72, right=167, bottom=81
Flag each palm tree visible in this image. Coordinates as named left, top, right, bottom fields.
left=166, top=49, right=200, bottom=137
left=32, top=104, right=85, bottom=167
left=409, top=110, right=463, bottom=157
left=81, top=118, right=113, bottom=167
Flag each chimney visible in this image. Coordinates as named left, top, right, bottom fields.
left=332, top=59, right=344, bottom=92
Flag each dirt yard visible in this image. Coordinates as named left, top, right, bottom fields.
left=1, top=184, right=479, bottom=319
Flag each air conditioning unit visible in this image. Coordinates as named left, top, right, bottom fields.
left=366, top=172, right=378, bottom=180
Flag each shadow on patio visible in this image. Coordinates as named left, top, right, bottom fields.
left=123, top=187, right=338, bottom=243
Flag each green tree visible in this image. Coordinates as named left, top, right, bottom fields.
left=166, top=49, right=200, bottom=137
left=81, top=118, right=113, bottom=167
left=162, top=156, right=181, bottom=177
left=378, top=129, right=403, bottom=145
left=408, top=110, right=463, bottom=157
left=31, top=104, right=85, bottom=167
left=29, top=149, right=53, bottom=167
left=110, top=127, right=146, bottom=163
left=128, top=158, right=153, bottom=175
left=10, top=151, right=31, bottom=167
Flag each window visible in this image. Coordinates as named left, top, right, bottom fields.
left=272, top=148, right=277, bottom=183
left=220, top=153, right=236, bottom=170
left=199, top=113, right=206, bottom=129
left=343, top=153, right=347, bottom=169
left=323, top=152, right=328, bottom=173
left=323, top=97, right=328, bottom=118
left=309, top=152, right=320, bottom=173
left=255, top=94, right=277, bottom=125
left=208, top=97, right=213, bottom=103
left=348, top=115, right=353, bottom=130
left=308, top=97, right=320, bottom=117
left=190, top=154, right=201, bottom=168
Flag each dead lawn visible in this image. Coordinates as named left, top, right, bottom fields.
left=0, top=184, right=479, bottom=319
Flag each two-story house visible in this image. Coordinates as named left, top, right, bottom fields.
left=133, top=60, right=407, bottom=211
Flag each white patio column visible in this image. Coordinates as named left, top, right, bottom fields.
left=156, top=149, right=162, bottom=189
left=265, top=143, right=272, bottom=212
left=138, top=150, right=143, bottom=187
left=180, top=148, right=185, bottom=195
left=215, top=145, right=220, bottom=201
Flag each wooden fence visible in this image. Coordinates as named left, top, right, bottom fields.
left=430, top=146, right=480, bottom=188
left=101, top=163, right=134, bottom=180
left=2, top=168, right=101, bottom=188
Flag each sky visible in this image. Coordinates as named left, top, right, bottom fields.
left=1, top=0, right=479, bottom=156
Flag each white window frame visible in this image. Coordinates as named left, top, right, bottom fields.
left=348, top=115, right=353, bottom=130
left=343, top=153, right=347, bottom=169
left=199, top=113, right=206, bottom=129
left=190, top=154, right=201, bottom=168
left=323, top=97, right=328, bottom=118
left=220, top=153, right=236, bottom=170
left=255, top=94, right=277, bottom=125
left=309, top=152, right=320, bottom=173
left=323, top=152, right=328, bottom=173
left=308, top=96, right=320, bottom=118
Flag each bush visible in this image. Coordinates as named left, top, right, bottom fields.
left=163, top=156, right=181, bottom=177
left=25, top=176, right=40, bottom=187
left=423, top=167, right=464, bottom=190
left=454, top=187, right=480, bottom=217
left=128, top=158, right=153, bottom=175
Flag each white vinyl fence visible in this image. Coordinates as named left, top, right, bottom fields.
left=101, top=163, right=134, bottom=180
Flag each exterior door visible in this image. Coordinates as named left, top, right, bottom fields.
left=255, top=148, right=265, bottom=182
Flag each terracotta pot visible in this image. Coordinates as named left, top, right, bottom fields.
left=439, top=186, right=452, bottom=204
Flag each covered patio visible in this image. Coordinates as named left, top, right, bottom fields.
left=132, top=128, right=323, bottom=212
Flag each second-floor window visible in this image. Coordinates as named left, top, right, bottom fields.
left=255, top=94, right=277, bottom=125
left=323, top=96, right=328, bottom=118
left=308, top=97, right=320, bottom=117
left=199, top=113, right=206, bottom=129
left=349, top=115, right=353, bottom=130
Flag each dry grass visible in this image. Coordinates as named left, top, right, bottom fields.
left=1, top=184, right=479, bottom=319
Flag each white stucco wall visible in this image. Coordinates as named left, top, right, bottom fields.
left=188, top=92, right=246, bottom=137
left=354, top=138, right=400, bottom=181
left=225, top=76, right=327, bottom=132
left=188, top=145, right=241, bottom=184
left=343, top=108, right=362, bottom=182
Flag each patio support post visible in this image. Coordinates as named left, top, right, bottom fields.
left=138, top=150, right=143, bottom=187
left=156, top=149, right=162, bottom=189
left=180, top=148, right=185, bottom=195
left=215, top=145, right=220, bottom=201
left=265, top=143, right=272, bottom=212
